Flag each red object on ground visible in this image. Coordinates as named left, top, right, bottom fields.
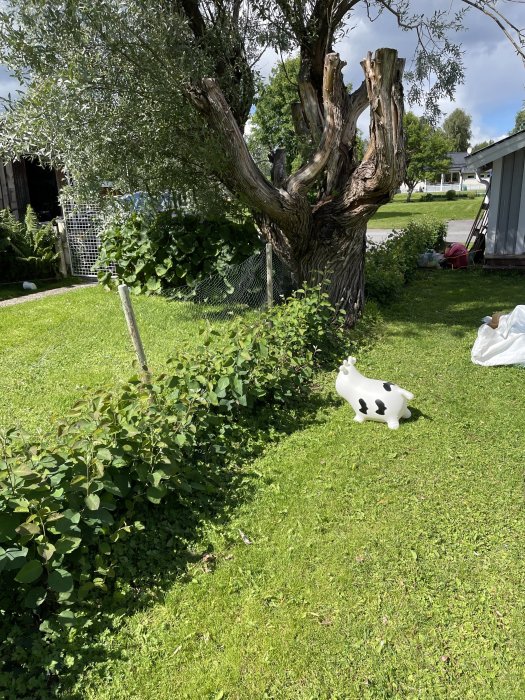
left=444, top=243, right=468, bottom=269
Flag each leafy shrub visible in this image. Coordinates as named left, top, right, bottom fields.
left=0, top=206, right=59, bottom=282
left=97, top=212, right=261, bottom=294
left=421, top=192, right=434, bottom=202
left=445, top=189, right=457, bottom=200
left=366, top=218, right=447, bottom=304
left=0, top=286, right=348, bottom=693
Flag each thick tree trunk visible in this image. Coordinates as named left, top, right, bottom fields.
left=296, top=223, right=367, bottom=326
left=191, top=47, right=405, bottom=327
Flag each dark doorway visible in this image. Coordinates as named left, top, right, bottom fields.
left=25, top=159, right=61, bottom=221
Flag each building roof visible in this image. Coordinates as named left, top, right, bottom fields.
left=465, top=129, right=525, bottom=169
left=447, top=152, right=468, bottom=172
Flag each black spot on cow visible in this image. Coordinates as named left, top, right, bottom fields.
left=375, top=399, right=387, bottom=415
left=359, top=399, right=368, bottom=414
left=383, top=382, right=394, bottom=392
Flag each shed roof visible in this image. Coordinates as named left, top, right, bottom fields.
left=465, top=129, right=525, bottom=169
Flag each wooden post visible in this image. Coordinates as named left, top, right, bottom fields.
left=54, top=219, right=72, bottom=277
left=266, top=243, right=273, bottom=309
left=118, top=284, right=151, bottom=381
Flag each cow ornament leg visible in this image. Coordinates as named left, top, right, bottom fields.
left=335, top=357, right=414, bottom=430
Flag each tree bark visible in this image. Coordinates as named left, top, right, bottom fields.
left=191, top=47, right=405, bottom=326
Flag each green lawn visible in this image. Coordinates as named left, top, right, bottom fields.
left=0, top=285, right=233, bottom=436
left=70, top=270, right=525, bottom=700
left=369, top=192, right=484, bottom=229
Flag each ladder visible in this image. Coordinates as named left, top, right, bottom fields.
left=465, top=183, right=490, bottom=257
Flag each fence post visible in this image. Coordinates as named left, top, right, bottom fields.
left=266, top=243, right=273, bottom=309
left=54, top=219, right=73, bottom=277
left=118, top=284, right=151, bottom=381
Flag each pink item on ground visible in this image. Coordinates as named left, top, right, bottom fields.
left=444, top=243, right=468, bottom=269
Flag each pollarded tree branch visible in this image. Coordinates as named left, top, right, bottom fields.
left=287, top=52, right=348, bottom=196
left=324, top=79, right=369, bottom=194
left=189, top=78, right=309, bottom=233
left=329, top=48, right=405, bottom=224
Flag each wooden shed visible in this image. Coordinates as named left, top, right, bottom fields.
left=0, top=157, right=63, bottom=221
left=465, top=130, right=525, bottom=269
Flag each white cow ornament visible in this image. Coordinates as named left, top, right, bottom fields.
left=336, top=356, right=413, bottom=430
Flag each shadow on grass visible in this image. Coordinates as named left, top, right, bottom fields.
left=4, top=382, right=338, bottom=700
left=378, top=269, right=525, bottom=339
left=0, top=277, right=87, bottom=302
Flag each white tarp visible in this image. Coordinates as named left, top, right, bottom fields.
left=472, top=305, right=525, bottom=366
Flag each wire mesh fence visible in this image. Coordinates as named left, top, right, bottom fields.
left=61, top=198, right=294, bottom=324
left=160, top=246, right=294, bottom=323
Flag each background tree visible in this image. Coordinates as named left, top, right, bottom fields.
left=441, top=108, right=473, bottom=151
left=248, top=57, right=309, bottom=175
left=248, top=55, right=365, bottom=177
left=0, top=1, right=523, bottom=324
left=403, top=113, right=451, bottom=201
left=471, top=139, right=494, bottom=152
left=510, top=102, right=525, bottom=134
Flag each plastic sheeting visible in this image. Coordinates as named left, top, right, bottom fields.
left=471, top=305, right=525, bottom=366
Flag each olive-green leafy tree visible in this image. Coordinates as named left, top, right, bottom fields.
left=248, top=56, right=364, bottom=178
left=510, top=103, right=525, bottom=135
left=0, top=1, right=523, bottom=323
left=248, top=57, right=309, bottom=176
left=403, top=113, right=451, bottom=201
left=441, top=108, right=472, bottom=151
left=471, top=139, right=494, bottom=152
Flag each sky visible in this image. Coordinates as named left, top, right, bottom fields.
left=254, top=0, right=525, bottom=146
left=0, top=0, right=523, bottom=146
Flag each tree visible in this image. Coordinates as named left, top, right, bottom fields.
left=248, top=55, right=364, bottom=176
left=403, top=113, right=451, bottom=201
left=1, top=1, right=523, bottom=324
left=248, top=57, right=309, bottom=175
left=471, top=139, right=494, bottom=152
left=442, top=108, right=472, bottom=151
left=510, top=103, right=525, bottom=135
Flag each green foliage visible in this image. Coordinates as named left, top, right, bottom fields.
left=71, top=271, right=525, bottom=700
left=0, top=206, right=58, bottom=282
left=421, top=192, right=434, bottom=201
left=365, top=218, right=447, bottom=303
left=248, top=57, right=307, bottom=174
left=441, top=108, right=472, bottom=151
left=0, top=286, right=346, bottom=692
left=403, top=112, right=451, bottom=200
left=248, top=56, right=365, bottom=177
left=471, top=139, right=494, bottom=152
left=445, top=189, right=457, bottom=200
left=510, top=103, right=525, bottom=135
left=0, top=0, right=265, bottom=207
left=97, top=212, right=260, bottom=294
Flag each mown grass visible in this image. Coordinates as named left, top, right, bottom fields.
left=0, top=285, right=236, bottom=436
left=69, top=269, right=525, bottom=700
left=370, top=192, right=484, bottom=229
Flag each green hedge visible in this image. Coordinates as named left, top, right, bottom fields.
left=0, top=286, right=350, bottom=696
left=97, top=212, right=261, bottom=294
left=366, top=218, right=447, bottom=304
left=0, top=207, right=58, bottom=283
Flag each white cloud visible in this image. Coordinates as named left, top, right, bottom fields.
left=338, top=1, right=525, bottom=144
